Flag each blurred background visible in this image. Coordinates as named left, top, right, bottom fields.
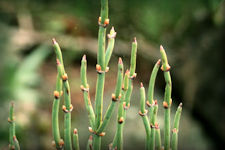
left=0, top=0, right=225, bottom=149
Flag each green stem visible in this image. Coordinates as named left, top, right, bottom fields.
left=63, top=74, right=73, bottom=150
left=155, top=123, right=161, bottom=150
left=147, top=59, right=161, bottom=126
left=97, top=58, right=123, bottom=134
left=52, top=39, right=65, bottom=149
left=112, top=70, right=129, bottom=150
left=115, top=39, right=137, bottom=149
left=81, top=55, right=95, bottom=128
left=93, top=0, right=109, bottom=149
left=8, top=102, right=20, bottom=150
left=172, top=103, right=182, bottom=150
left=87, top=135, right=93, bottom=150
left=150, top=102, right=158, bottom=150
left=73, top=129, right=80, bottom=150
left=139, top=83, right=151, bottom=150
left=160, top=45, right=172, bottom=150
left=105, top=27, right=116, bottom=67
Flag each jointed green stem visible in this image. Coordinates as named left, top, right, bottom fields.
left=172, top=103, right=182, bottom=150
left=155, top=123, right=161, bottom=150
left=81, top=55, right=95, bottom=128
left=150, top=102, right=158, bottom=150
left=139, top=83, right=151, bottom=150
left=63, top=74, right=73, bottom=150
left=112, top=70, right=129, bottom=150
left=52, top=39, right=65, bottom=149
left=97, top=58, right=123, bottom=134
left=160, top=45, right=172, bottom=150
left=114, top=39, right=137, bottom=150
left=8, top=102, right=20, bottom=150
left=93, top=0, right=109, bottom=149
left=147, top=59, right=161, bottom=126
left=73, top=129, right=80, bottom=150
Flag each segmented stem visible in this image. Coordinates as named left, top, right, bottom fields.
left=81, top=55, right=95, bottom=128
left=93, top=0, right=109, bottom=149
left=172, top=103, right=182, bottom=150
left=97, top=58, right=123, bottom=134
left=73, top=129, right=80, bottom=150
left=8, top=102, right=20, bottom=150
left=114, top=39, right=137, bottom=150
left=62, top=73, right=73, bottom=150
left=160, top=45, right=172, bottom=150
left=52, top=39, right=65, bottom=149
left=150, top=101, right=158, bottom=150
left=155, top=123, right=162, bottom=150
left=112, top=70, right=129, bottom=150
left=139, top=83, right=151, bottom=150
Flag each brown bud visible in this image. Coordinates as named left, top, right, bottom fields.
left=104, top=19, right=109, bottom=26
left=98, top=17, right=101, bottom=23
left=99, top=132, right=105, bottom=136
left=112, top=93, right=116, bottom=101
left=88, top=127, right=93, bottom=133
left=73, top=128, right=78, bottom=134
left=118, top=94, right=122, bottom=99
left=140, top=82, right=143, bottom=88
left=161, top=64, right=171, bottom=72
left=54, top=91, right=60, bottom=99
left=170, top=99, right=172, bottom=105
left=62, top=74, right=68, bottom=81
left=96, top=64, right=101, bottom=72
left=118, top=117, right=124, bottom=124
left=59, top=139, right=64, bottom=147
left=82, top=55, right=86, bottom=61
left=62, top=105, right=67, bottom=112
left=163, top=101, right=168, bottom=108
left=60, top=91, right=63, bottom=96
left=154, top=100, right=158, bottom=105
left=105, top=67, right=109, bottom=72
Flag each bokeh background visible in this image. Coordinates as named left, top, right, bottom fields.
left=0, top=0, right=225, bottom=149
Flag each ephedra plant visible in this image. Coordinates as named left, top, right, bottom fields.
left=8, top=0, right=183, bottom=150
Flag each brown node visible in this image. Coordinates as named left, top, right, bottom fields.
left=88, top=127, right=94, bottom=133
left=161, top=64, right=171, bottom=72
left=150, top=124, right=155, bottom=128
left=123, top=102, right=130, bottom=110
left=8, top=117, right=13, bottom=123
left=118, top=117, right=124, bottom=124
left=54, top=91, right=60, bottom=99
left=129, top=73, right=137, bottom=80
left=146, top=100, right=154, bottom=107
left=112, top=93, right=120, bottom=102
left=59, top=139, right=64, bottom=147
left=99, top=132, right=106, bottom=137
left=163, top=101, right=169, bottom=109
left=80, top=85, right=89, bottom=92
left=98, top=16, right=109, bottom=28
left=62, top=74, right=68, bottom=81
left=139, top=109, right=148, bottom=116
left=96, top=64, right=109, bottom=74
left=62, top=104, right=73, bottom=113
left=154, top=100, right=158, bottom=105
left=104, top=19, right=110, bottom=26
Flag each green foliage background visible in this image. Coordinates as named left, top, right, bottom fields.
left=0, top=0, right=224, bottom=149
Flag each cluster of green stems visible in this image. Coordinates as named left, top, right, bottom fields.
left=138, top=46, right=182, bottom=150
